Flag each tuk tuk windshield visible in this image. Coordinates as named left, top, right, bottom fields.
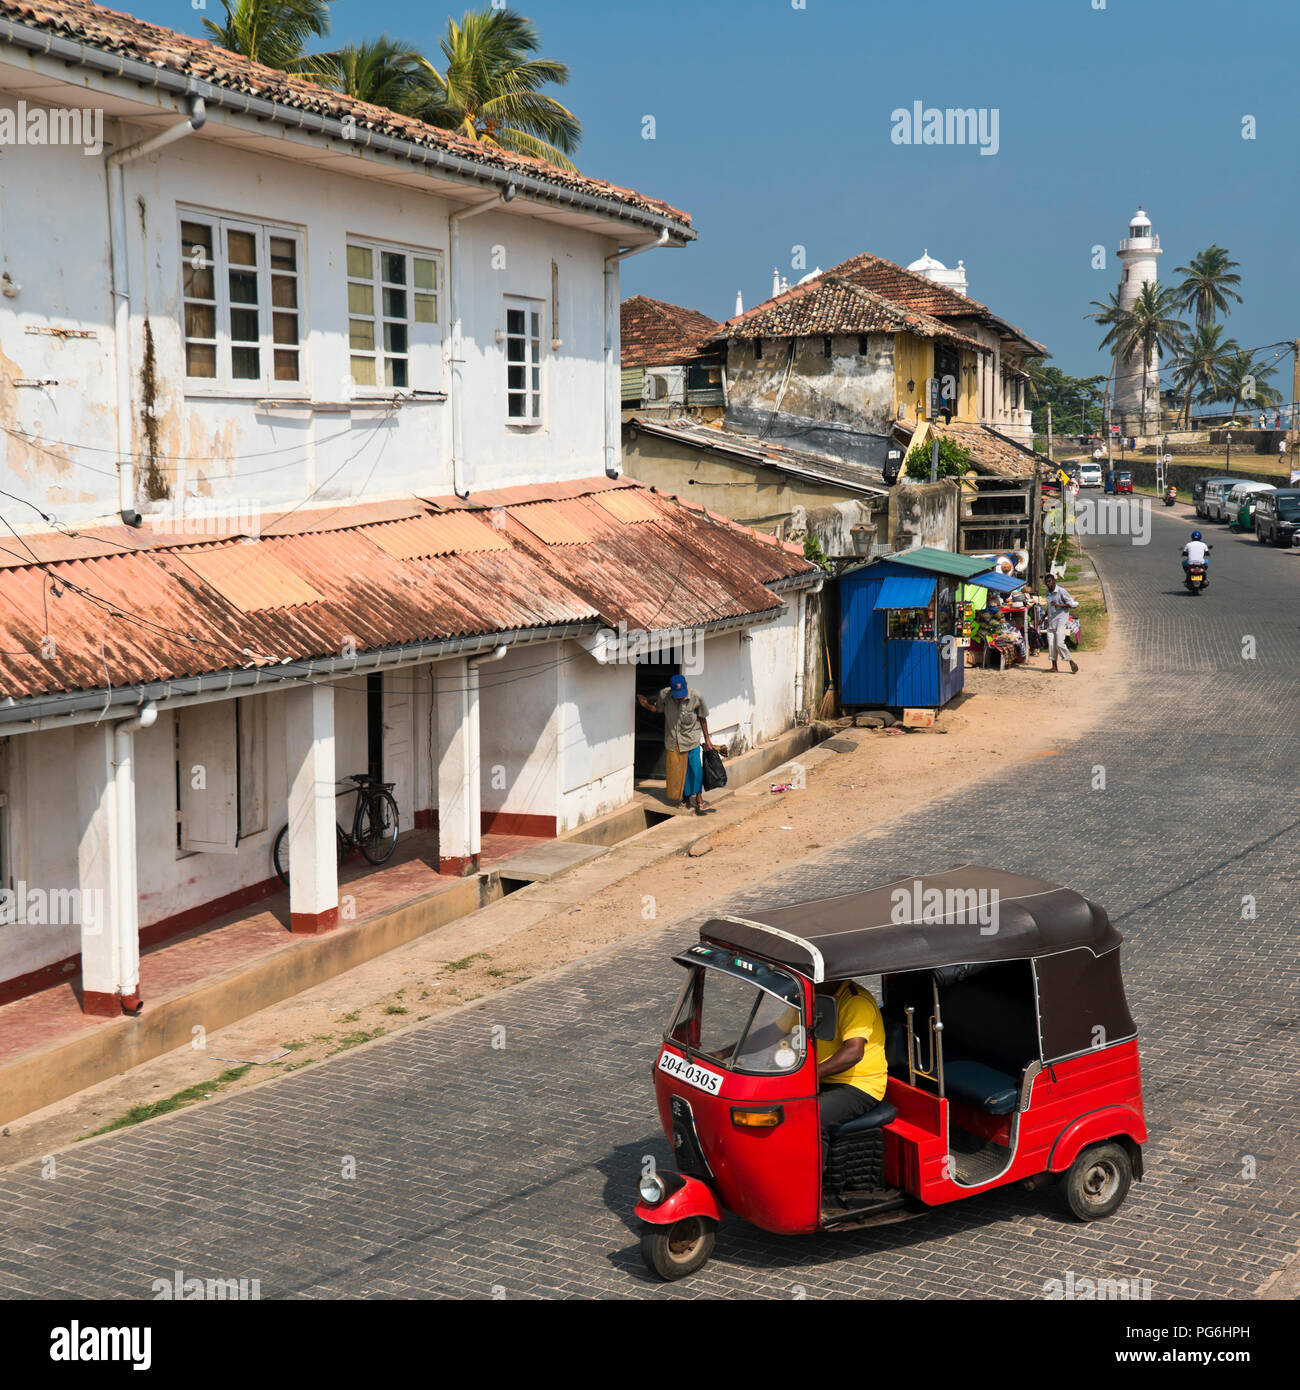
left=667, top=955, right=806, bottom=1075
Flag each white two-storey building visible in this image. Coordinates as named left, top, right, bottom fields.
left=0, top=0, right=819, bottom=1018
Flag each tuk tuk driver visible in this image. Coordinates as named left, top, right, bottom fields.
left=813, top=979, right=889, bottom=1165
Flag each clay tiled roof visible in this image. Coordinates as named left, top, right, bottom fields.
left=896, top=419, right=1049, bottom=481
left=621, top=296, right=721, bottom=367
left=826, top=253, right=1046, bottom=355
left=0, top=479, right=815, bottom=709
left=720, top=252, right=1046, bottom=357
left=0, top=0, right=691, bottom=230
left=718, top=276, right=986, bottom=353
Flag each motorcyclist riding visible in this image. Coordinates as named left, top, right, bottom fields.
left=1183, top=530, right=1212, bottom=583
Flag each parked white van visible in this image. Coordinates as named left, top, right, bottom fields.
left=1203, top=478, right=1241, bottom=522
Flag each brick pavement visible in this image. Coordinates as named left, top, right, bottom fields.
left=1, top=503, right=1296, bottom=1299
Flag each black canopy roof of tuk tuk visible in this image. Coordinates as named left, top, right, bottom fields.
left=700, top=866, right=1122, bottom=982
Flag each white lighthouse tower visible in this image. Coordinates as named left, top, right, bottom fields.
left=1113, top=206, right=1162, bottom=434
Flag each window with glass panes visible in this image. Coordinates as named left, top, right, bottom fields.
left=180, top=214, right=303, bottom=388
left=505, top=299, right=543, bottom=423
left=347, top=243, right=439, bottom=391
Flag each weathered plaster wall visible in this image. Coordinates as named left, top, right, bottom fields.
left=723, top=333, right=895, bottom=469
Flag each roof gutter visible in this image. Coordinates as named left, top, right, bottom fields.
left=106, top=94, right=206, bottom=525
left=604, top=229, right=671, bottom=477
left=0, top=623, right=594, bottom=733
left=0, top=17, right=693, bottom=242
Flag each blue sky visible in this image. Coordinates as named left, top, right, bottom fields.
left=146, top=0, right=1298, bottom=380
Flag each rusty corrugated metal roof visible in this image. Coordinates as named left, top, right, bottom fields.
left=0, top=479, right=816, bottom=703
left=365, top=512, right=512, bottom=560
left=175, top=544, right=326, bottom=612
left=592, top=489, right=662, bottom=524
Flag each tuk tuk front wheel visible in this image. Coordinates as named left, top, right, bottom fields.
left=639, top=1216, right=716, bottom=1281
left=1060, top=1142, right=1132, bottom=1222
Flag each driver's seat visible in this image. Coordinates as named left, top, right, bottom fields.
left=824, top=1099, right=897, bottom=1195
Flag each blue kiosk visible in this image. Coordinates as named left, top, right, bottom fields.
left=840, top=548, right=1024, bottom=711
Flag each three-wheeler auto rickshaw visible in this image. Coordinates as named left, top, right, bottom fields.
left=634, top=866, right=1147, bottom=1280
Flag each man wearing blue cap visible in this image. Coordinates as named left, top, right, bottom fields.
left=637, top=674, right=714, bottom=814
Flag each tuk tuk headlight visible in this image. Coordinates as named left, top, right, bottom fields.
left=637, top=1173, right=666, bottom=1206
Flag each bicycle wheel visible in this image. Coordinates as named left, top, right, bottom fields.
left=358, top=790, right=399, bottom=864
left=273, top=825, right=291, bottom=886
left=274, top=823, right=347, bottom=886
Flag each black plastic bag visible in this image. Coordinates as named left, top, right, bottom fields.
left=702, top=746, right=728, bottom=791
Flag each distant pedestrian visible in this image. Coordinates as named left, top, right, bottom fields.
left=1039, top=574, right=1079, bottom=675
left=637, top=674, right=714, bottom=814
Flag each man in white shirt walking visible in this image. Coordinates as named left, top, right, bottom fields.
left=1040, top=573, right=1079, bottom=674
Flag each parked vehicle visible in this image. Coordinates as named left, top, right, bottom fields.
left=1225, top=482, right=1274, bottom=530
left=1184, top=560, right=1208, bottom=595
left=1163, top=485, right=1177, bottom=507
left=273, top=773, right=399, bottom=886
left=1193, top=475, right=1238, bottom=519
left=1254, top=488, right=1300, bottom=546
left=1202, top=478, right=1242, bottom=522
left=1078, top=462, right=1103, bottom=488
left=634, top=868, right=1147, bottom=1280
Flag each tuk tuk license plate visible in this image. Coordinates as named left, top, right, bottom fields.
left=658, top=1049, right=724, bottom=1095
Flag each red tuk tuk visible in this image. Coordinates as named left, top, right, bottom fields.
left=634, top=867, right=1147, bottom=1280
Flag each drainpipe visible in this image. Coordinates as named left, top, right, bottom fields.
left=604, top=228, right=670, bottom=477
left=107, top=96, right=206, bottom=526
left=449, top=186, right=516, bottom=498
left=112, top=702, right=156, bottom=1013
left=465, top=646, right=507, bottom=859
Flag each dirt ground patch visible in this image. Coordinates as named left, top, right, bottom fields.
left=1, top=591, right=1130, bottom=1167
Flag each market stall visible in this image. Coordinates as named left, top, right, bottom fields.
left=839, top=548, right=1019, bottom=712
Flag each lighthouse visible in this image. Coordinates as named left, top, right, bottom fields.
left=1113, top=206, right=1162, bottom=434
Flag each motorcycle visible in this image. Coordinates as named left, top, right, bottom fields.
left=1184, top=561, right=1208, bottom=595
left=1163, top=486, right=1177, bottom=507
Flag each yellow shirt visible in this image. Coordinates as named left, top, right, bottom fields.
left=817, top=982, right=888, bottom=1100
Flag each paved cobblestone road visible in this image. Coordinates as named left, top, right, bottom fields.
left=3, top=502, right=1297, bottom=1299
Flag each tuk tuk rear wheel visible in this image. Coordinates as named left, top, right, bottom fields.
left=639, top=1216, right=716, bottom=1281
left=1061, top=1142, right=1132, bottom=1221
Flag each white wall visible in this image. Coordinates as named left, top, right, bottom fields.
left=0, top=101, right=615, bottom=529
left=559, top=643, right=635, bottom=830
left=476, top=643, right=561, bottom=829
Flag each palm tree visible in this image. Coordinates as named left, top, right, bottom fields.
left=1114, top=282, right=1187, bottom=429
left=300, top=36, right=425, bottom=108
left=411, top=8, right=582, bottom=170
left=1174, top=245, right=1243, bottom=329
left=1218, top=350, right=1282, bottom=422
left=202, top=0, right=332, bottom=70
left=1172, top=324, right=1238, bottom=427
left=1086, top=291, right=1125, bottom=354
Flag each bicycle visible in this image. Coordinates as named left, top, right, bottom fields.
left=273, top=773, right=399, bottom=887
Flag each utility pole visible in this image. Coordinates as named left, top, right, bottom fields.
left=930, top=437, right=939, bottom=484
left=1291, top=338, right=1300, bottom=450
left=1047, top=404, right=1054, bottom=462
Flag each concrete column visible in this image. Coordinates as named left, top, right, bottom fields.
left=284, top=683, right=338, bottom=933
left=435, top=656, right=476, bottom=875
left=74, top=725, right=123, bottom=1016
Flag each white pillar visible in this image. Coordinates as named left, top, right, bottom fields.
left=436, top=657, right=476, bottom=874
left=74, top=724, right=123, bottom=1015
left=284, top=683, right=338, bottom=933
